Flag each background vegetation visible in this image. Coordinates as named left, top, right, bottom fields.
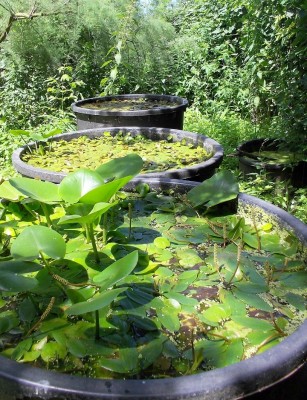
left=0, top=0, right=306, bottom=220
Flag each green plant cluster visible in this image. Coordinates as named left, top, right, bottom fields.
left=0, top=158, right=306, bottom=378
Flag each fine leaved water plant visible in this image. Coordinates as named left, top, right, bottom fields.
left=0, top=160, right=306, bottom=378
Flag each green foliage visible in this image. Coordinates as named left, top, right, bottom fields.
left=0, top=159, right=305, bottom=378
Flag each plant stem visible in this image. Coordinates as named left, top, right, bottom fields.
left=128, top=202, right=132, bottom=239
left=102, top=212, right=108, bottom=245
left=87, top=223, right=100, bottom=263
left=95, top=310, right=100, bottom=340
left=227, top=242, right=242, bottom=285
left=40, top=202, right=53, bottom=228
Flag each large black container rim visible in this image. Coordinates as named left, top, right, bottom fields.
left=11, top=127, right=224, bottom=184
left=0, top=178, right=306, bottom=399
left=71, top=94, right=189, bottom=117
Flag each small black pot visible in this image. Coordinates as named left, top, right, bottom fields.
left=71, top=94, right=189, bottom=130
left=12, top=127, right=223, bottom=183
left=237, top=138, right=307, bottom=187
left=0, top=178, right=306, bottom=400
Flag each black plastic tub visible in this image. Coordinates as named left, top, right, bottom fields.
left=0, top=178, right=306, bottom=399
left=12, top=127, right=223, bottom=183
left=71, top=94, right=189, bottom=130
left=237, top=138, right=307, bottom=188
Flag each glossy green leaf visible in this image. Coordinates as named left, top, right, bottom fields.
left=0, top=181, right=23, bottom=201
left=0, top=260, right=42, bottom=274
left=202, top=304, right=230, bottom=322
left=187, top=171, right=239, bottom=208
left=95, top=154, right=143, bottom=180
left=232, top=316, right=273, bottom=331
left=58, top=169, right=104, bottom=204
left=234, top=290, right=273, bottom=312
left=11, top=338, right=33, bottom=361
left=80, top=175, right=135, bottom=204
left=138, top=337, right=165, bottom=370
left=218, top=338, right=244, bottom=366
left=41, top=342, right=67, bottom=362
left=11, top=225, right=66, bottom=260
left=9, top=177, right=60, bottom=203
left=66, top=287, right=126, bottom=315
left=93, top=250, right=139, bottom=290
left=0, top=311, right=19, bottom=334
left=285, top=292, right=306, bottom=311
left=98, top=347, right=139, bottom=373
left=164, top=292, right=198, bottom=307
left=154, top=237, right=171, bottom=249
left=58, top=202, right=114, bottom=226
left=0, top=271, right=38, bottom=292
left=10, top=129, right=31, bottom=137
left=276, top=272, right=307, bottom=288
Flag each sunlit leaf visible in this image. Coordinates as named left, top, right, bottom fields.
left=187, top=171, right=239, bottom=208
left=66, top=287, right=126, bottom=315
left=95, top=154, right=143, bottom=180
left=11, top=225, right=66, bottom=260
left=9, top=177, right=60, bottom=203
left=93, top=250, right=138, bottom=291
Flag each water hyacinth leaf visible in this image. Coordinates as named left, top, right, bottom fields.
left=66, top=287, right=126, bottom=315
left=93, top=250, right=139, bottom=290
left=11, top=226, right=66, bottom=261
left=9, top=177, right=60, bottom=203
left=187, top=171, right=239, bottom=208
left=58, top=169, right=105, bottom=204
left=0, top=181, right=24, bottom=201
left=58, top=202, right=114, bottom=226
left=95, top=154, right=143, bottom=180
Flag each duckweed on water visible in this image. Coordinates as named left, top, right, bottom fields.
left=79, top=98, right=176, bottom=111
left=22, top=132, right=211, bottom=174
left=0, top=160, right=306, bottom=379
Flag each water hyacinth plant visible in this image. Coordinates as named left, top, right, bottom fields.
left=0, top=155, right=306, bottom=379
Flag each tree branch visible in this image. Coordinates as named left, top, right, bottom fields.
left=0, top=4, right=73, bottom=45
